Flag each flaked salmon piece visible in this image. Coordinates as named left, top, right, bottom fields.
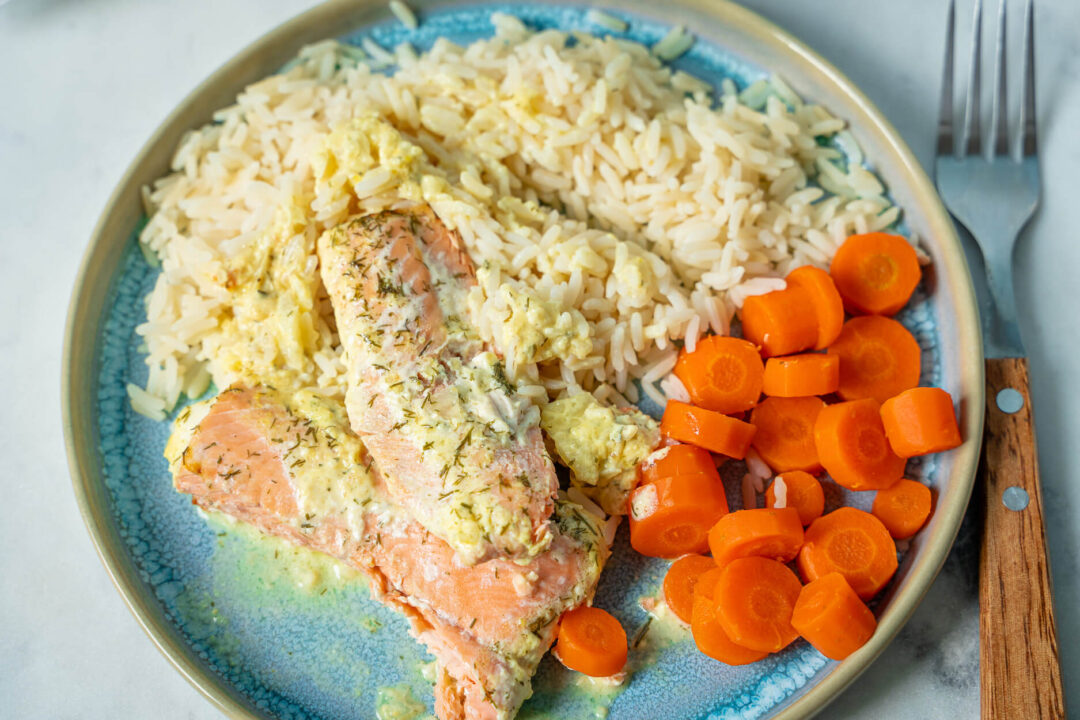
left=317, top=207, right=559, bottom=565
left=167, top=385, right=607, bottom=720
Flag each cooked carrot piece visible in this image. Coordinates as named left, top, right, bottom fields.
left=798, top=507, right=898, bottom=600
left=829, top=232, right=922, bottom=316
left=639, top=444, right=719, bottom=485
left=880, top=387, right=962, bottom=458
left=740, top=284, right=819, bottom=358
left=765, top=470, right=825, bottom=526
left=750, top=396, right=826, bottom=473
left=691, top=568, right=769, bottom=665
left=660, top=400, right=757, bottom=459
left=694, top=566, right=724, bottom=599
left=872, top=479, right=933, bottom=540
left=629, top=473, right=729, bottom=558
left=663, top=554, right=718, bottom=623
left=707, top=508, right=805, bottom=568
left=674, top=336, right=765, bottom=414
left=762, top=353, right=840, bottom=398
left=556, top=606, right=628, bottom=677
left=827, top=315, right=921, bottom=404
left=791, top=572, right=877, bottom=660
left=813, top=398, right=905, bottom=491
left=714, top=556, right=803, bottom=653
left=787, top=266, right=845, bottom=349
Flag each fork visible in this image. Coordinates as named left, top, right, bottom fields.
left=934, top=1, right=1065, bottom=717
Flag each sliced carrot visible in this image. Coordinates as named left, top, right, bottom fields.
left=827, top=315, right=921, bottom=404
left=694, top=566, right=725, bottom=599
left=880, top=387, right=962, bottom=458
left=813, top=398, right=905, bottom=491
left=872, top=479, right=933, bottom=540
left=750, top=396, right=826, bottom=473
left=740, top=284, right=819, bottom=358
left=791, top=572, right=877, bottom=660
left=674, top=336, right=765, bottom=414
left=660, top=400, right=757, bottom=459
left=691, top=568, right=769, bottom=665
left=714, top=556, right=803, bottom=653
left=830, top=232, right=922, bottom=316
left=707, top=508, right=805, bottom=568
left=787, top=265, right=845, bottom=349
left=765, top=470, right=825, bottom=526
left=629, top=473, right=729, bottom=558
left=556, top=606, right=628, bottom=677
left=640, top=444, right=719, bottom=485
left=663, top=554, right=718, bottom=623
left=798, top=507, right=898, bottom=600
left=762, top=353, right=840, bottom=398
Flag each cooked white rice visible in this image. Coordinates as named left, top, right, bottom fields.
left=652, top=25, right=694, bottom=61
left=586, top=9, right=628, bottom=33
left=771, top=475, right=788, bottom=508
left=133, top=14, right=901, bottom=418
left=388, top=0, right=418, bottom=31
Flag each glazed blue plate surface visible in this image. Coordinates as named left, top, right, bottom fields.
left=68, top=3, right=983, bottom=719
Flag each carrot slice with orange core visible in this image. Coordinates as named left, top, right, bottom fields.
left=791, top=572, right=877, bottom=660
left=629, top=473, right=729, bottom=558
left=639, top=444, right=719, bottom=485
left=880, top=387, right=962, bottom=458
left=556, top=606, right=628, bottom=677
left=707, top=508, right=805, bottom=568
left=660, top=400, right=756, bottom=459
left=798, top=507, right=898, bottom=600
left=714, top=556, right=803, bottom=653
left=663, top=554, right=718, bottom=623
left=765, top=470, right=825, bottom=526
left=787, top=266, right=845, bottom=349
left=740, top=284, right=819, bottom=358
left=750, top=396, right=826, bottom=473
left=691, top=568, right=769, bottom=665
left=872, top=479, right=933, bottom=540
left=674, top=336, right=764, bottom=414
left=813, top=398, right=905, bottom=491
left=762, top=353, right=840, bottom=398
left=827, top=315, right=921, bottom=404
left=830, top=232, right=922, bottom=316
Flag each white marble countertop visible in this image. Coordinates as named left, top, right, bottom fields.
left=1, top=0, right=1076, bottom=717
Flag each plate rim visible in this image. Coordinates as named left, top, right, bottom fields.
left=61, top=1, right=985, bottom=718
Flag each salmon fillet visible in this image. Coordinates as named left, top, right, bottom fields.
left=167, top=385, right=607, bottom=719
left=317, top=207, right=559, bottom=565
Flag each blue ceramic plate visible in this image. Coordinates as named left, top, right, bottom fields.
left=63, top=2, right=984, bottom=719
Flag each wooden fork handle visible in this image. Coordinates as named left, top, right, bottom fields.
left=979, top=358, right=1066, bottom=719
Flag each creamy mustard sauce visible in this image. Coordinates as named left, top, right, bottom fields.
left=175, top=513, right=461, bottom=709
left=202, top=510, right=365, bottom=595
left=375, top=684, right=428, bottom=720
left=541, top=393, right=659, bottom=515
left=205, top=197, right=332, bottom=394
left=636, top=593, right=691, bottom=652
left=470, top=267, right=592, bottom=370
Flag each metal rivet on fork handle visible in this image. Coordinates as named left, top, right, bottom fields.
left=996, top=388, right=1024, bottom=413
left=1002, top=486, right=1030, bottom=511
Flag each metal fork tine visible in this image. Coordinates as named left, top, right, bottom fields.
left=963, top=0, right=984, bottom=156
left=990, top=0, right=1009, bottom=156
left=937, top=0, right=956, bottom=156
left=1020, top=0, right=1038, bottom=156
